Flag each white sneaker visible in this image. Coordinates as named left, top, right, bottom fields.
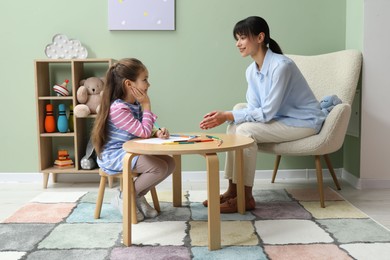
left=136, top=196, right=158, bottom=218
left=110, top=192, right=123, bottom=215
left=135, top=207, right=145, bottom=222
left=110, top=192, right=144, bottom=222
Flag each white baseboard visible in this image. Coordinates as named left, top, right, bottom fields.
left=0, top=172, right=42, bottom=183
left=342, top=169, right=390, bottom=189
left=2, top=169, right=390, bottom=189
left=0, top=168, right=341, bottom=183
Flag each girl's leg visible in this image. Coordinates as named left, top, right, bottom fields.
left=133, top=155, right=175, bottom=197
left=131, top=155, right=175, bottom=218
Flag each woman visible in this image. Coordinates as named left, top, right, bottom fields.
left=199, top=16, right=325, bottom=213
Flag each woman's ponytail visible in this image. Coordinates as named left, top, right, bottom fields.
left=269, top=38, right=283, bottom=54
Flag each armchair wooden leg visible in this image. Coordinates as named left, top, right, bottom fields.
left=323, top=154, right=341, bottom=190
left=314, top=155, right=325, bottom=208
left=271, top=155, right=282, bottom=183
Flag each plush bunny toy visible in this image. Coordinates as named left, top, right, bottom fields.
left=320, top=95, right=342, bottom=116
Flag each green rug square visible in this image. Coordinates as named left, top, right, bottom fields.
left=81, top=191, right=116, bottom=204
left=66, top=203, right=122, bottom=223
left=38, top=223, right=121, bottom=249
left=318, top=219, right=390, bottom=243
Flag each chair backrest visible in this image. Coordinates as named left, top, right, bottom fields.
left=287, top=50, right=362, bottom=105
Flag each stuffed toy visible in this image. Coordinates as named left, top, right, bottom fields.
left=80, top=137, right=97, bottom=170
left=74, top=77, right=104, bottom=117
left=320, top=95, right=342, bottom=116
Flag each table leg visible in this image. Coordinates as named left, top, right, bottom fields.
left=172, top=155, right=182, bottom=207
left=123, top=153, right=136, bottom=246
left=205, top=153, right=221, bottom=250
left=235, top=149, right=245, bottom=214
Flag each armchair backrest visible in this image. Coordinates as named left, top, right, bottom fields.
left=287, top=50, right=362, bottom=105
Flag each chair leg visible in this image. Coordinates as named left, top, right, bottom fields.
left=130, top=179, right=138, bottom=224
left=323, top=154, right=341, bottom=190
left=150, top=187, right=161, bottom=213
left=314, top=155, right=325, bottom=208
left=271, top=155, right=282, bottom=183
left=108, top=176, right=114, bottom=188
left=94, top=175, right=107, bottom=219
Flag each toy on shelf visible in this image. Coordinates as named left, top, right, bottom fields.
left=54, top=150, right=74, bottom=168
left=74, top=77, right=104, bottom=117
left=44, top=104, right=56, bottom=133
left=57, top=104, right=68, bottom=133
left=68, top=105, right=74, bottom=132
left=80, top=137, right=97, bottom=170
left=53, top=79, right=70, bottom=96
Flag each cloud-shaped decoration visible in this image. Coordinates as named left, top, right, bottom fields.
left=45, top=34, right=88, bottom=59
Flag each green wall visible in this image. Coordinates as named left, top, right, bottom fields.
left=0, top=0, right=349, bottom=172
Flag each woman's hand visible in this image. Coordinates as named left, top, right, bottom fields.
left=199, top=111, right=231, bottom=129
left=156, top=127, right=170, bottom=139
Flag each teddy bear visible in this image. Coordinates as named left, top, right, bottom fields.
left=320, top=95, right=342, bottom=116
left=74, top=77, right=104, bottom=117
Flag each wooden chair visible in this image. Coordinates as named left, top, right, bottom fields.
left=94, top=168, right=160, bottom=223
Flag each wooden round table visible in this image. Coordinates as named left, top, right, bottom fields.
left=121, top=133, right=254, bottom=250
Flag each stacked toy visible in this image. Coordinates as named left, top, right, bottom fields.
left=54, top=150, right=74, bottom=168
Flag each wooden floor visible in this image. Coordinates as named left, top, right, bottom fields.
left=1, top=178, right=390, bottom=229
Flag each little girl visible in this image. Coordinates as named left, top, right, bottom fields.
left=92, top=58, right=175, bottom=221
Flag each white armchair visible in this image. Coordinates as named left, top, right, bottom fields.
left=256, top=50, right=362, bottom=207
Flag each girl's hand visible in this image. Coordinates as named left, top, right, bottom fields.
left=199, top=111, right=228, bottom=129
left=130, top=86, right=150, bottom=105
left=156, top=127, right=170, bottom=139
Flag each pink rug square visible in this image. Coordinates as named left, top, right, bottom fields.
left=264, top=244, right=352, bottom=260
left=4, top=203, right=75, bottom=224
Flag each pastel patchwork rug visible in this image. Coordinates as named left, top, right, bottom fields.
left=1, top=188, right=390, bottom=260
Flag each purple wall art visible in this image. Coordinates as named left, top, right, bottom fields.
left=108, top=0, right=175, bottom=31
